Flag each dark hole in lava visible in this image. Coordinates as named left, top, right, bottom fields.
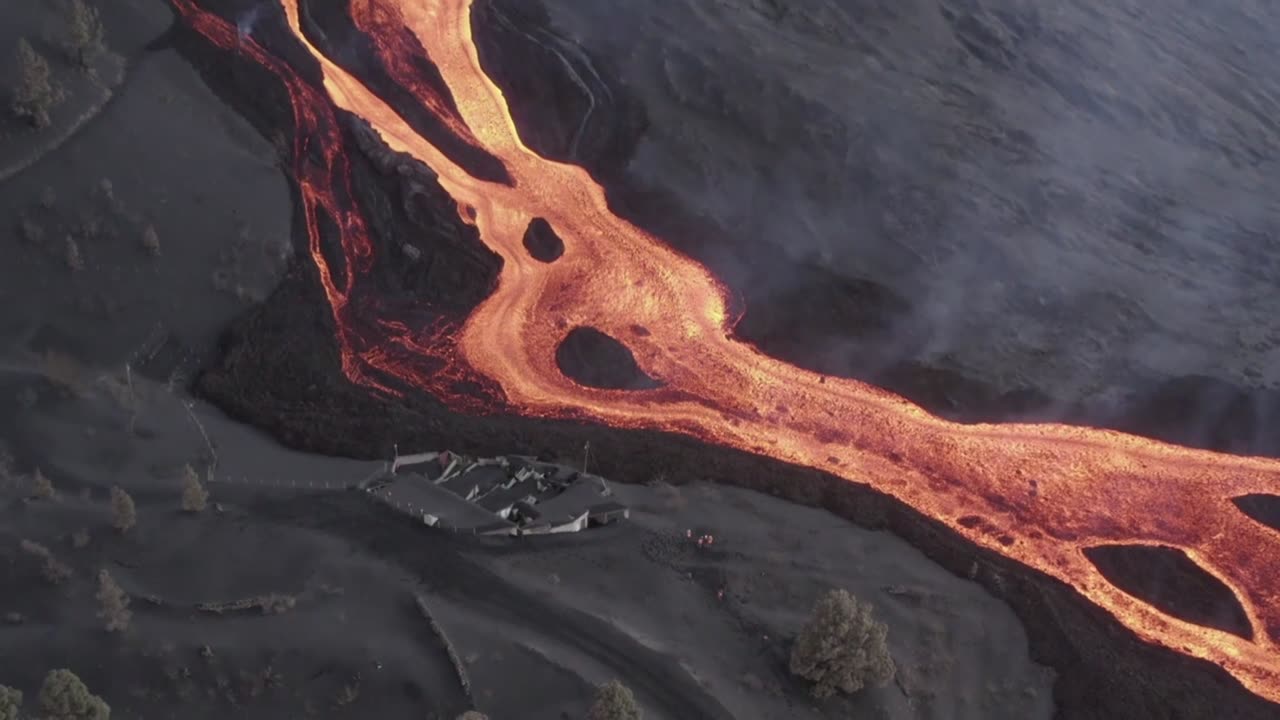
left=556, top=327, right=661, bottom=390
left=1082, top=544, right=1252, bottom=639
left=523, top=217, right=564, bottom=263
left=1232, top=494, right=1280, bottom=532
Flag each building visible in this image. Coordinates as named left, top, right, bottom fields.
left=364, top=449, right=627, bottom=536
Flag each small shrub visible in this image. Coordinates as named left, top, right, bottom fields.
left=71, top=528, right=90, bottom=549
left=40, top=350, right=85, bottom=396
left=109, top=486, right=135, bottom=532
left=180, top=464, right=207, bottom=513
left=0, top=685, right=22, bottom=720
left=586, top=679, right=641, bottom=720
left=96, top=568, right=130, bottom=632
left=18, top=215, right=44, bottom=245
left=31, top=468, right=55, bottom=499
left=42, top=555, right=73, bottom=585
left=141, top=224, right=160, bottom=256
left=20, top=539, right=72, bottom=585
left=11, top=39, right=63, bottom=128
left=65, top=236, right=84, bottom=271
left=259, top=593, right=296, bottom=615
left=64, top=0, right=105, bottom=68
left=334, top=680, right=359, bottom=706
left=456, top=712, right=488, bottom=720
left=789, top=589, right=895, bottom=698
left=38, top=669, right=109, bottom=720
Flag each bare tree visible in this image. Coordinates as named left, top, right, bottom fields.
left=0, top=684, right=22, bottom=720
left=64, top=0, right=105, bottom=68
left=789, top=588, right=895, bottom=698
left=38, top=669, right=109, bottom=720
left=11, top=39, right=63, bottom=128
left=109, top=486, right=135, bottom=532
left=586, top=679, right=641, bottom=720
left=180, top=464, right=208, bottom=513
left=96, top=568, right=130, bottom=632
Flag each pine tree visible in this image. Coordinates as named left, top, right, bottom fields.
left=180, top=464, right=208, bottom=513
left=109, top=486, right=135, bottom=532
left=96, top=568, right=130, bottom=632
left=64, top=0, right=105, bottom=68
left=12, top=39, right=62, bottom=128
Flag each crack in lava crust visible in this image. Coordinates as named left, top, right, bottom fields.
left=176, top=0, right=1280, bottom=703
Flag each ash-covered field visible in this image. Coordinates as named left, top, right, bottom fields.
left=2, top=371, right=1053, bottom=719
left=2, top=0, right=1280, bottom=719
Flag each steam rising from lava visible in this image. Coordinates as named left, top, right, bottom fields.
left=174, top=0, right=1280, bottom=703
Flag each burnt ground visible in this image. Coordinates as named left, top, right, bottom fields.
left=159, top=3, right=1280, bottom=719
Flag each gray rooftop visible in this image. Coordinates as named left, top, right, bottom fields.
left=377, top=474, right=507, bottom=529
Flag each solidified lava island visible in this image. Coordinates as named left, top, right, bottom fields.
left=3, top=0, right=1280, bottom=719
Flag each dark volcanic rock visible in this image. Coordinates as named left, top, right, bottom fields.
left=522, top=217, right=564, bottom=262
left=555, top=326, right=660, bottom=390
left=1232, top=494, right=1280, bottom=534
left=346, top=118, right=501, bottom=310
left=470, top=0, right=647, bottom=176
left=1082, top=544, right=1253, bottom=640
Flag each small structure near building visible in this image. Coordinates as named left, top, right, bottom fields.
left=364, top=449, right=629, bottom=536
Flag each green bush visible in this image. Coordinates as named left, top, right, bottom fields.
left=586, top=679, right=640, bottom=720
left=0, top=685, right=22, bottom=720
left=38, top=669, right=109, bottom=720
left=789, top=588, right=895, bottom=698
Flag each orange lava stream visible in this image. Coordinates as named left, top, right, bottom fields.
left=177, top=0, right=1280, bottom=703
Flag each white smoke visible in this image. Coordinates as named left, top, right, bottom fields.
left=237, top=3, right=264, bottom=42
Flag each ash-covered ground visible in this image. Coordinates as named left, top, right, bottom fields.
left=2, top=368, right=1053, bottom=720
left=3, top=0, right=1280, bottom=719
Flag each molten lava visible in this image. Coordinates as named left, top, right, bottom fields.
left=175, top=0, right=1280, bottom=703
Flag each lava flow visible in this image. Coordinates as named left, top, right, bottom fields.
left=175, top=0, right=1280, bottom=703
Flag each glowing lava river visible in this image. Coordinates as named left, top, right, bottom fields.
left=175, top=0, right=1280, bottom=703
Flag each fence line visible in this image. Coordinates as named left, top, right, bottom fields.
left=414, top=593, right=473, bottom=704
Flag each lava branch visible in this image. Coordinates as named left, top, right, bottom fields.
left=176, top=0, right=1280, bottom=704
